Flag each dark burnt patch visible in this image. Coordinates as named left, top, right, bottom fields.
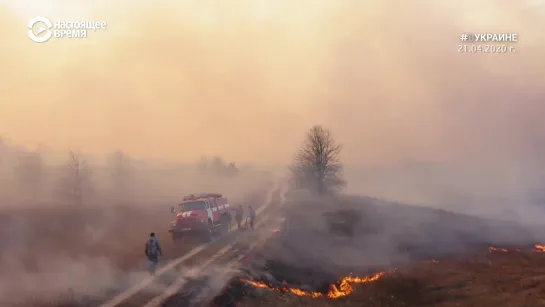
left=261, top=260, right=337, bottom=291
left=208, top=278, right=247, bottom=307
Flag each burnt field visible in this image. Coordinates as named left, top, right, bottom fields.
left=3, top=188, right=545, bottom=307
left=223, top=247, right=545, bottom=307
left=0, top=185, right=272, bottom=307
left=206, top=194, right=545, bottom=307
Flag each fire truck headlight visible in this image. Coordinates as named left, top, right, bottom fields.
left=200, top=219, right=204, bottom=223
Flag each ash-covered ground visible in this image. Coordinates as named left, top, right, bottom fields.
left=259, top=193, right=542, bottom=276
left=229, top=247, right=545, bottom=307
left=208, top=192, right=545, bottom=307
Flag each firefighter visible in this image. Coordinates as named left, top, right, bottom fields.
left=235, top=204, right=244, bottom=229
left=248, top=205, right=256, bottom=230
left=145, top=232, right=163, bottom=275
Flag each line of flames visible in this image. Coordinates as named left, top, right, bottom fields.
left=241, top=244, right=545, bottom=299
left=488, top=245, right=545, bottom=253
left=240, top=271, right=385, bottom=299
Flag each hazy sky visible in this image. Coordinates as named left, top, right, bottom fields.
left=1, top=0, right=544, bottom=166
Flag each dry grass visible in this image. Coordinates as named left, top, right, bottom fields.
left=236, top=249, right=545, bottom=307
left=0, top=186, right=271, bottom=306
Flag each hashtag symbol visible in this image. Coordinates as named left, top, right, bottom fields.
left=460, top=33, right=468, bottom=41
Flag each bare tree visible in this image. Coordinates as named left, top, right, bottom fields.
left=64, top=151, right=91, bottom=205
left=290, top=125, right=345, bottom=195
left=226, top=162, right=238, bottom=176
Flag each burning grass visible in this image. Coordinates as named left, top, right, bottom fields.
left=533, top=244, right=545, bottom=252
left=240, top=271, right=386, bottom=299
left=487, top=244, right=545, bottom=253
left=229, top=244, right=545, bottom=307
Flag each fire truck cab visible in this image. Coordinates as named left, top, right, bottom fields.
left=169, top=193, right=232, bottom=241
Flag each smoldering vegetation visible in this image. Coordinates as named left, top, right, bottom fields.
left=343, top=163, right=545, bottom=225
left=1, top=1, right=544, bottom=305
left=274, top=193, right=541, bottom=274
left=221, top=189, right=545, bottom=304
left=0, top=140, right=273, bottom=306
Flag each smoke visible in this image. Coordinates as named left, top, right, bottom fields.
left=0, top=254, right=117, bottom=304
left=173, top=186, right=288, bottom=306
left=2, top=0, right=544, bottom=220
left=0, top=141, right=273, bottom=305
left=257, top=192, right=545, bottom=289
left=321, top=1, right=545, bottom=222
left=1, top=0, right=545, bottom=303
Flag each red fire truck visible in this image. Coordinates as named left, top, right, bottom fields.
left=169, top=193, right=232, bottom=241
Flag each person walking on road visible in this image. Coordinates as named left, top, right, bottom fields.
left=235, top=205, right=244, bottom=229
left=145, top=232, right=163, bottom=275
left=248, top=205, right=256, bottom=230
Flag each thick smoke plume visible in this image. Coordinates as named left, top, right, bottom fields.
left=1, top=1, right=544, bottom=219
left=0, top=0, right=544, bottom=304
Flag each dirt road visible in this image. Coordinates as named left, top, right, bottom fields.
left=97, top=184, right=284, bottom=307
